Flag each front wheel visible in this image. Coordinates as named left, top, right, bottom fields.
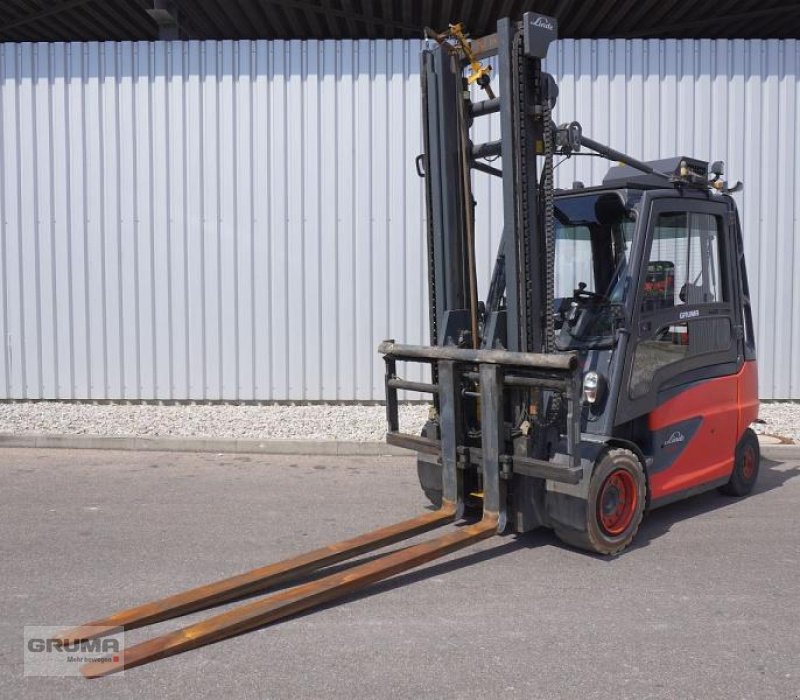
left=555, top=448, right=646, bottom=556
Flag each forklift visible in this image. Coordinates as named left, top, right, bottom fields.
left=56, top=14, right=759, bottom=677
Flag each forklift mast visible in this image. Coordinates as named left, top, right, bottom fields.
left=421, top=14, right=558, bottom=355
left=382, top=13, right=583, bottom=534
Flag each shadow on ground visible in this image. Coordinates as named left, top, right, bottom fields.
left=92, top=453, right=800, bottom=675
left=630, top=454, right=800, bottom=552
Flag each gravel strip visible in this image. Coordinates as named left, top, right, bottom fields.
left=0, top=403, right=431, bottom=442
left=0, top=401, right=797, bottom=443
left=751, top=402, right=800, bottom=443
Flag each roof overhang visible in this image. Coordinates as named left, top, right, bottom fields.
left=1, top=1, right=798, bottom=42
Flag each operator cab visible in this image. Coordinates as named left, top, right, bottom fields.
left=552, top=157, right=756, bottom=444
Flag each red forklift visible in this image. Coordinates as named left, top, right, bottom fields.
left=56, top=13, right=759, bottom=676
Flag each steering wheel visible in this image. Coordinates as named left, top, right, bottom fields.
left=573, top=282, right=607, bottom=303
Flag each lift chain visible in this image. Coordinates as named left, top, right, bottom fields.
left=426, top=176, right=439, bottom=348
left=514, top=29, right=556, bottom=356
left=513, top=30, right=534, bottom=354
left=420, top=61, right=438, bottom=349
left=541, top=99, right=556, bottom=353
left=520, top=26, right=561, bottom=428
left=534, top=84, right=564, bottom=428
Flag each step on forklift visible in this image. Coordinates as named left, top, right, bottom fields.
left=56, top=14, right=759, bottom=677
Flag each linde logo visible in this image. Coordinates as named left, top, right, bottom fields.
left=533, top=16, right=554, bottom=30
left=664, top=431, right=685, bottom=446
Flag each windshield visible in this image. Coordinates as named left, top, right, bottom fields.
left=553, top=192, right=636, bottom=350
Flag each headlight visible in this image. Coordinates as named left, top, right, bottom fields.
left=583, top=371, right=601, bottom=404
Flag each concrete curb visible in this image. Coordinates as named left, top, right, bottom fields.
left=0, top=432, right=794, bottom=457
left=0, top=433, right=410, bottom=456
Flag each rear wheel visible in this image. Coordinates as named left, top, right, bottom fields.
left=719, top=428, right=760, bottom=497
left=555, top=448, right=646, bottom=556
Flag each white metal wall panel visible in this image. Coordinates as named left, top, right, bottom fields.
left=545, top=40, right=800, bottom=400
left=0, top=39, right=798, bottom=400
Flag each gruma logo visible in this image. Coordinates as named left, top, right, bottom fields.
left=532, top=16, right=554, bottom=30
left=24, top=625, right=125, bottom=677
left=27, top=638, right=120, bottom=653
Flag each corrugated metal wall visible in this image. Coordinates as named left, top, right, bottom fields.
left=1, top=38, right=798, bottom=400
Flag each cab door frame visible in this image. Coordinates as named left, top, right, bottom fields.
left=614, top=193, right=741, bottom=426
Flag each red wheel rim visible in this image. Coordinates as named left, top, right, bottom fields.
left=597, top=469, right=638, bottom=536
left=741, top=445, right=756, bottom=481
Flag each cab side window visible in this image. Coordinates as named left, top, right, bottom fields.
left=630, top=318, right=732, bottom=398
left=641, top=212, right=724, bottom=313
left=554, top=224, right=594, bottom=299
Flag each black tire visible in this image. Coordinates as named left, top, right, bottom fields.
left=718, top=428, right=760, bottom=497
left=417, top=420, right=442, bottom=507
left=423, top=487, right=443, bottom=508
left=555, top=448, right=646, bottom=556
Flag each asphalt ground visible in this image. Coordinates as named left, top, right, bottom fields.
left=1, top=447, right=798, bottom=699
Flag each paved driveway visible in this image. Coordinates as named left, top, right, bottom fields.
left=1, top=447, right=798, bottom=699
